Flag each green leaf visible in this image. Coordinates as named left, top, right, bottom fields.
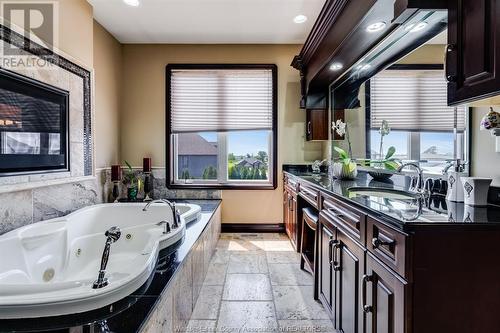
left=385, top=146, right=396, bottom=159
left=334, top=146, right=348, bottom=160
left=124, top=160, right=133, bottom=171
left=384, top=160, right=400, bottom=171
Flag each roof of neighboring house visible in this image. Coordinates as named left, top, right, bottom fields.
left=236, top=157, right=264, bottom=166
left=178, top=133, right=218, bottom=155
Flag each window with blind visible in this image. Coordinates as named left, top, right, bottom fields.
left=166, top=65, right=277, bottom=188
left=368, top=67, right=468, bottom=174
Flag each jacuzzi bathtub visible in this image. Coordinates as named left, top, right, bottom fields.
left=0, top=202, right=201, bottom=319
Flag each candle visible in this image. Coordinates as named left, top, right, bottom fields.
left=143, top=157, right=152, bottom=173
left=111, top=165, right=122, bottom=182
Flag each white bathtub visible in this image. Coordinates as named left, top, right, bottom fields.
left=0, top=202, right=201, bottom=319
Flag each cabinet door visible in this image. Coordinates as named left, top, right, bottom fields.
left=306, top=109, right=328, bottom=141
left=364, top=253, right=406, bottom=333
left=335, top=228, right=365, bottom=333
left=284, top=190, right=290, bottom=238
left=291, top=197, right=298, bottom=251
left=318, top=216, right=335, bottom=315
left=447, top=0, right=500, bottom=105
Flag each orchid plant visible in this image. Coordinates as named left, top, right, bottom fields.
left=332, top=119, right=352, bottom=158
left=359, top=120, right=400, bottom=171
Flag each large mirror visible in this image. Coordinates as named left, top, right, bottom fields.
left=331, top=27, right=470, bottom=179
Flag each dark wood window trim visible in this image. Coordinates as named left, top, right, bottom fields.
left=165, top=64, right=278, bottom=190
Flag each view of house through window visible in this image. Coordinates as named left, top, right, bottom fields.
left=168, top=65, right=276, bottom=188
left=368, top=68, right=467, bottom=174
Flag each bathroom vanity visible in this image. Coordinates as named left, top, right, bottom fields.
left=284, top=168, right=500, bottom=333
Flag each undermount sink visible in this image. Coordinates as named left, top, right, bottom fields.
left=348, top=187, right=420, bottom=200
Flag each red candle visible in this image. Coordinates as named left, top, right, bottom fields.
left=143, top=157, right=152, bottom=173
left=111, top=165, right=122, bottom=182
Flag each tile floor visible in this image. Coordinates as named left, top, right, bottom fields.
left=180, top=233, right=334, bottom=332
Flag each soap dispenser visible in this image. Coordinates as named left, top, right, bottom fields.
left=445, top=160, right=467, bottom=203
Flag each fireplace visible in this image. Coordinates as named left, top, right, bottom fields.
left=0, top=69, right=69, bottom=175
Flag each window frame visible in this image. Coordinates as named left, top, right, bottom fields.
left=365, top=64, right=472, bottom=175
left=166, top=64, right=278, bottom=190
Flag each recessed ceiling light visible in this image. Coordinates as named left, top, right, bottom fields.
left=329, top=63, right=343, bottom=71
left=293, top=15, right=308, bottom=24
left=405, top=22, right=428, bottom=33
left=123, top=0, right=140, bottom=7
left=366, top=21, right=387, bottom=33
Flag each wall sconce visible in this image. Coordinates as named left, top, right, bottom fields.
left=480, top=107, right=500, bottom=152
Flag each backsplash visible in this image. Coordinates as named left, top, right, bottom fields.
left=0, top=178, right=103, bottom=235
left=100, top=167, right=222, bottom=202
left=0, top=167, right=221, bottom=235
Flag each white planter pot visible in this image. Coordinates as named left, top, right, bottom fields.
left=461, top=177, right=492, bottom=207
left=331, top=162, right=358, bottom=180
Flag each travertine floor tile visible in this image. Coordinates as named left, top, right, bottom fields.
left=176, top=319, right=216, bottom=332
left=266, top=251, right=301, bottom=264
left=223, top=273, right=273, bottom=301
left=191, top=285, right=223, bottom=320
left=268, top=263, right=314, bottom=286
left=278, top=320, right=335, bottom=333
left=273, top=285, right=330, bottom=320
left=203, top=263, right=227, bottom=285
left=217, top=301, right=278, bottom=332
left=227, top=252, right=268, bottom=274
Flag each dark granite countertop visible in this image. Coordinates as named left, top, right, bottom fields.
left=0, top=199, right=222, bottom=333
left=283, top=167, right=500, bottom=231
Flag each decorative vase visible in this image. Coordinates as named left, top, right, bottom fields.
left=332, top=162, right=358, bottom=180
left=127, top=186, right=138, bottom=201
left=461, top=177, right=492, bottom=207
left=445, top=171, right=466, bottom=202
left=368, top=167, right=393, bottom=181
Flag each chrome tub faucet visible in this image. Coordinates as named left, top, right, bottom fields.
left=92, top=226, right=121, bottom=289
left=143, top=199, right=181, bottom=229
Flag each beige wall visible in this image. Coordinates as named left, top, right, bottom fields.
left=120, top=44, right=323, bottom=223
left=471, top=107, right=500, bottom=186
left=56, top=0, right=94, bottom=68
left=93, top=21, right=122, bottom=168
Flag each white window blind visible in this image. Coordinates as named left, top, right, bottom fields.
left=170, top=69, right=274, bottom=133
left=370, top=70, right=466, bottom=132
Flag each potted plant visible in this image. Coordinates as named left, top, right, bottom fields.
left=123, top=160, right=138, bottom=201
left=332, top=146, right=358, bottom=180
left=364, top=120, right=400, bottom=180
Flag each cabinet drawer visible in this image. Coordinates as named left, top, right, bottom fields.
left=284, top=174, right=298, bottom=192
left=321, top=194, right=365, bottom=244
left=299, top=183, right=319, bottom=209
left=367, top=216, right=408, bottom=278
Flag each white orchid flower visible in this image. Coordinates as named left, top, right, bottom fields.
left=333, top=119, right=347, bottom=137
left=379, top=120, right=390, bottom=136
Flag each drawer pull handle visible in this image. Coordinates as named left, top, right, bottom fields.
left=372, top=237, right=395, bottom=249
left=362, top=274, right=373, bottom=313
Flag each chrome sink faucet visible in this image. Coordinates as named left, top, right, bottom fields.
left=397, top=162, right=426, bottom=194
left=143, top=199, right=180, bottom=229
left=92, top=226, right=121, bottom=289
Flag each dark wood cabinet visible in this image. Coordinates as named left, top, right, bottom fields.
left=364, top=252, right=407, bottom=333
left=335, top=226, right=365, bottom=333
left=447, top=0, right=500, bottom=105
left=319, top=207, right=365, bottom=333
left=306, top=109, right=329, bottom=141
left=318, top=214, right=335, bottom=313
left=284, top=175, right=299, bottom=251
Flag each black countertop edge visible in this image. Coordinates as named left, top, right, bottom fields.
left=0, top=199, right=222, bottom=333
left=283, top=170, right=500, bottom=231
